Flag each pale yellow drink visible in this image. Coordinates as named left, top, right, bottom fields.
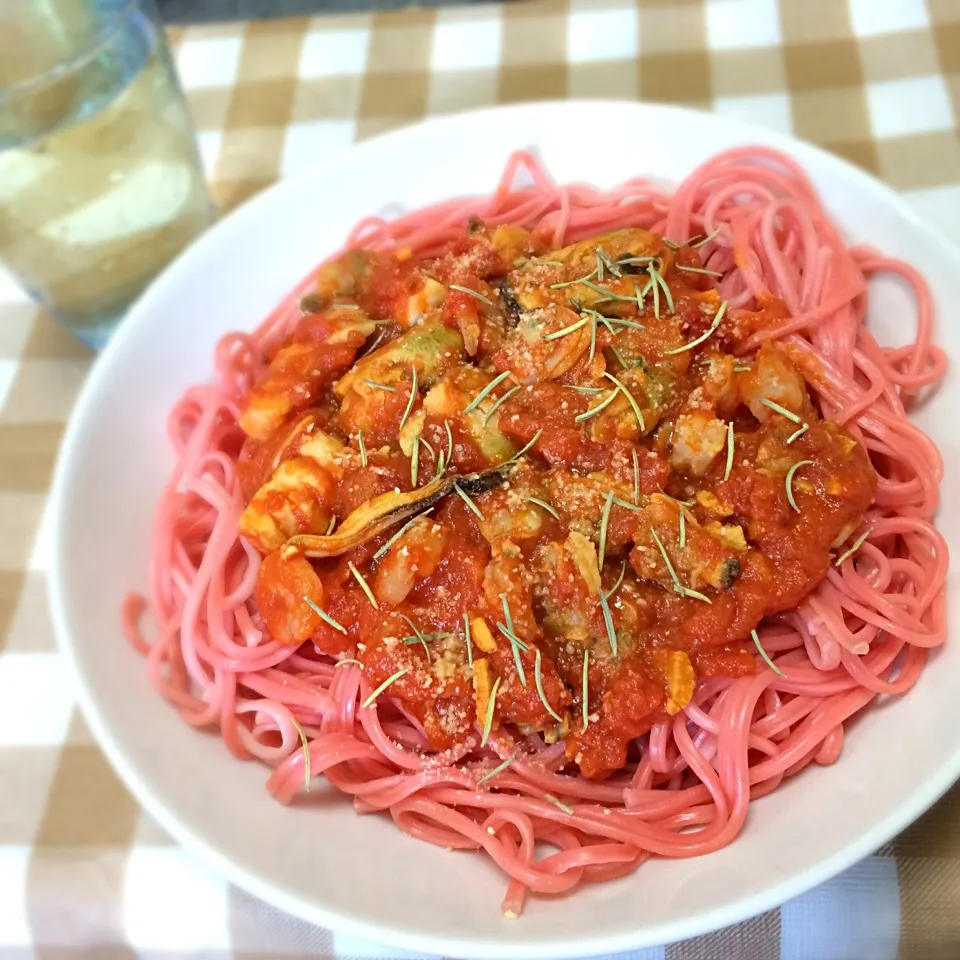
left=0, top=1, right=213, bottom=346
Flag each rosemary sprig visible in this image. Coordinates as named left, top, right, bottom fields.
left=464, top=612, right=473, bottom=666
left=361, top=666, right=409, bottom=708
left=569, top=385, right=604, bottom=394
left=403, top=633, right=430, bottom=658
left=597, top=247, right=622, bottom=278
left=500, top=594, right=527, bottom=687
left=603, top=372, right=645, bottom=431
left=410, top=436, right=419, bottom=487
left=632, top=448, right=641, bottom=504
left=543, top=316, right=590, bottom=341
left=399, top=367, right=419, bottom=434
left=478, top=751, right=516, bottom=785
left=693, top=226, right=722, bottom=248
left=751, top=628, right=785, bottom=677
left=348, top=562, right=379, bottom=609
left=483, top=384, right=520, bottom=425
left=544, top=793, right=574, bottom=814
left=608, top=316, right=646, bottom=331
left=534, top=649, right=563, bottom=723
left=760, top=398, right=803, bottom=424
left=550, top=267, right=599, bottom=290
left=581, top=650, right=590, bottom=732
left=605, top=559, right=627, bottom=600
left=724, top=421, right=735, bottom=481
left=399, top=613, right=427, bottom=652
left=610, top=346, right=631, bottom=370
left=648, top=263, right=660, bottom=318
left=465, top=371, right=512, bottom=414
left=664, top=301, right=727, bottom=355
left=444, top=419, right=454, bottom=466
left=598, top=490, right=614, bottom=570
left=335, top=658, right=362, bottom=668
left=574, top=389, right=617, bottom=423
left=358, top=430, right=367, bottom=468
left=454, top=482, right=485, bottom=520
left=363, top=378, right=396, bottom=392
left=786, top=423, right=809, bottom=444
left=527, top=496, right=560, bottom=519
left=304, top=597, right=347, bottom=634
left=650, top=526, right=683, bottom=595
left=835, top=529, right=871, bottom=566
left=480, top=676, right=502, bottom=747
left=598, top=586, right=618, bottom=658
left=677, top=265, right=723, bottom=277
left=290, top=715, right=311, bottom=791
left=652, top=263, right=674, bottom=313
left=508, top=429, right=543, bottom=462
left=679, top=508, right=686, bottom=549
left=785, top=460, right=814, bottom=513
left=500, top=592, right=515, bottom=634
left=449, top=283, right=493, bottom=306
left=433, top=449, right=446, bottom=480
left=326, top=515, right=337, bottom=535
left=373, top=508, right=433, bottom=560
left=581, top=279, right=642, bottom=303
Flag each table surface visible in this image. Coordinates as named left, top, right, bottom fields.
left=3, top=1, right=960, bottom=957
left=158, top=0, right=494, bottom=24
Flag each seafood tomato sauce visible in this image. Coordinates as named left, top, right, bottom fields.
left=236, top=225, right=875, bottom=780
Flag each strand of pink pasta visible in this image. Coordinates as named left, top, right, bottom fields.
left=127, top=148, right=947, bottom=914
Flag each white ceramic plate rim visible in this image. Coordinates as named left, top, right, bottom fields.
left=48, top=101, right=960, bottom=958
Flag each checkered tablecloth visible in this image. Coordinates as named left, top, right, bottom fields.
left=3, top=1, right=960, bottom=957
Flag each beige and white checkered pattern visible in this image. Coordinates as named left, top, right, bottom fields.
left=2, top=1, right=960, bottom=957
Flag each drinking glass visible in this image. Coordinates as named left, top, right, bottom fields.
left=0, top=0, right=214, bottom=347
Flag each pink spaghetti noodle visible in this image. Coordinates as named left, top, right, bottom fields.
left=128, top=148, right=947, bottom=915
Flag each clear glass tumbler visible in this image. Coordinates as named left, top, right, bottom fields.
left=0, top=0, right=214, bottom=348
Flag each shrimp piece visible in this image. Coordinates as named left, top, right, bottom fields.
left=476, top=487, right=544, bottom=545
left=532, top=533, right=600, bottom=644
left=545, top=469, right=633, bottom=543
left=423, top=367, right=517, bottom=466
left=399, top=277, right=447, bottom=327
left=629, top=496, right=740, bottom=594
left=373, top=517, right=449, bottom=606
left=483, top=551, right=538, bottom=639
left=240, top=313, right=376, bottom=441
left=335, top=324, right=464, bottom=398
left=255, top=551, right=324, bottom=644
left=701, top=352, right=739, bottom=418
left=494, top=303, right=592, bottom=384
left=670, top=411, right=727, bottom=477
left=312, top=251, right=377, bottom=307
left=740, top=343, right=809, bottom=425
left=239, top=457, right=337, bottom=554
left=506, top=228, right=661, bottom=316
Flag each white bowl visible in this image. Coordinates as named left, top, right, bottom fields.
left=49, top=101, right=960, bottom=958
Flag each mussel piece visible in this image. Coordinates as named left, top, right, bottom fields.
left=335, top=324, right=465, bottom=398
left=355, top=322, right=395, bottom=360
left=718, top=556, right=740, bottom=590
left=497, top=281, right=523, bottom=328
left=299, top=294, right=324, bottom=316
left=281, top=465, right=509, bottom=559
